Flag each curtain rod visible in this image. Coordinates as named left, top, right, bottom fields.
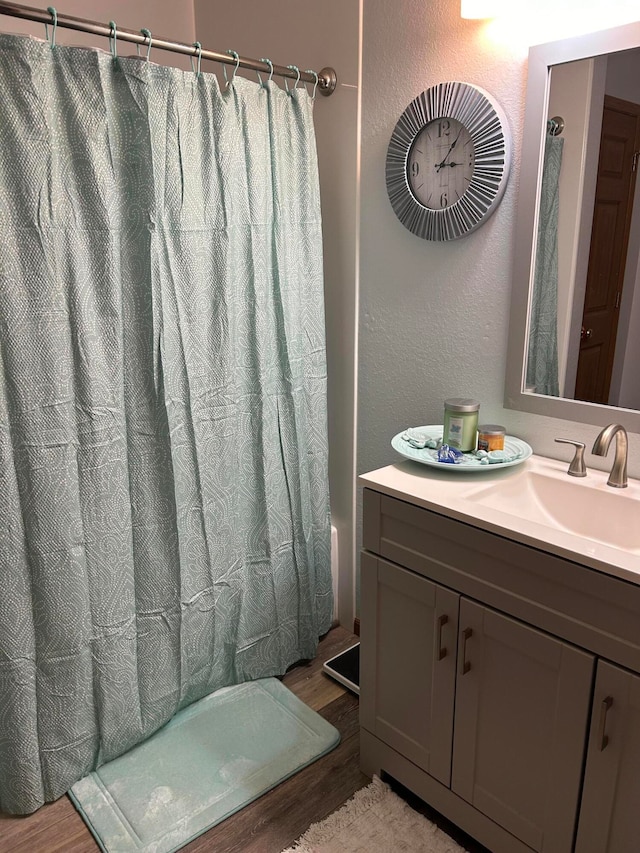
left=0, top=1, right=338, bottom=95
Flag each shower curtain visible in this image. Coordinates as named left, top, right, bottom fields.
left=0, top=34, right=332, bottom=815
left=526, top=133, right=564, bottom=397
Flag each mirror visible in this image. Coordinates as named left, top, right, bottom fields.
left=505, top=20, right=640, bottom=434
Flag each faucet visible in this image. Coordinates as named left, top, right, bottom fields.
left=592, top=424, right=628, bottom=488
left=555, top=438, right=587, bottom=477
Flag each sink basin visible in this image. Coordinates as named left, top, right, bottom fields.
left=465, top=463, right=640, bottom=554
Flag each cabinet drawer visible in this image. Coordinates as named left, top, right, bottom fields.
left=363, top=488, right=640, bottom=673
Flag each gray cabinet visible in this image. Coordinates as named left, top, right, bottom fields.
left=575, top=662, right=640, bottom=853
left=360, top=486, right=640, bottom=853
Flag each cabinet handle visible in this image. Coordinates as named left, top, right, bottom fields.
left=598, top=695, right=613, bottom=751
left=436, top=614, right=448, bottom=660
left=460, top=627, right=473, bottom=675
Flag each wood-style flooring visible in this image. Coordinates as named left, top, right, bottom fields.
left=0, top=627, right=368, bottom=853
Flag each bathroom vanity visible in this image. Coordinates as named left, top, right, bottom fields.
left=359, top=457, right=640, bottom=853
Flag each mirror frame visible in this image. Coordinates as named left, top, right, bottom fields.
left=505, top=20, right=640, bottom=434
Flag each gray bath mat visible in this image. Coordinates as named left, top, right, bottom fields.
left=69, top=677, right=340, bottom=853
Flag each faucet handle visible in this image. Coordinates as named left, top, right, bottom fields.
left=555, top=438, right=587, bottom=477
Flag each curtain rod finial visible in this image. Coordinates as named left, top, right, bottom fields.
left=318, top=67, right=337, bottom=97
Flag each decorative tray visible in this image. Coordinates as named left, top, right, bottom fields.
left=391, top=425, right=533, bottom=472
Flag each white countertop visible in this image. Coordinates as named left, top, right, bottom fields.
left=359, top=454, right=640, bottom=587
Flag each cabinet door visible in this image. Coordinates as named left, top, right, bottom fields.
left=575, top=661, right=640, bottom=853
left=360, top=552, right=459, bottom=786
left=452, top=598, right=594, bottom=853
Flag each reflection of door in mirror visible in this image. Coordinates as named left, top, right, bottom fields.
left=576, top=96, right=640, bottom=405
left=544, top=49, right=640, bottom=409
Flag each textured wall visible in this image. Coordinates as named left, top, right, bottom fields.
left=358, top=0, right=640, bottom=490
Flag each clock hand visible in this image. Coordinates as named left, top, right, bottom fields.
left=435, top=128, right=463, bottom=171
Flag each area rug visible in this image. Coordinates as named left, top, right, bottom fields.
left=69, top=677, right=340, bottom=853
left=282, top=775, right=467, bottom=853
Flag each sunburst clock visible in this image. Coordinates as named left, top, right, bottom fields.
left=386, top=81, right=511, bottom=241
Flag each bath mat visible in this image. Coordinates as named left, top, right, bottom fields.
left=69, top=678, right=340, bottom=853
left=281, top=775, right=467, bottom=853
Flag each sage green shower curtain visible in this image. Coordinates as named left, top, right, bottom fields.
left=0, top=34, right=332, bottom=815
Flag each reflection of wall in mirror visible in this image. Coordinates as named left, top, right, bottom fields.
left=548, top=49, right=640, bottom=408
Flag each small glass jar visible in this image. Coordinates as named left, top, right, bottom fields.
left=443, top=398, right=480, bottom=451
left=477, top=424, right=506, bottom=452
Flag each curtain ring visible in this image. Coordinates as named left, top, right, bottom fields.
left=108, top=20, right=118, bottom=59
left=140, top=28, right=152, bottom=61
left=257, top=57, right=273, bottom=88
left=305, top=69, right=319, bottom=100
left=285, top=65, right=300, bottom=96
left=223, top=49, right=240, bottom=87
left=190, top=41, right=202, bottom=78
left=45, top=6, right=57, bottom=48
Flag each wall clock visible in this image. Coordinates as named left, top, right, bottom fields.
left=386, top=81, right=511, bottom=241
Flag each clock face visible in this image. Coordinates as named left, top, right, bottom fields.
left=385, top=82, right=511, bottom=241
left=407, top=117, right=475, bottom=211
